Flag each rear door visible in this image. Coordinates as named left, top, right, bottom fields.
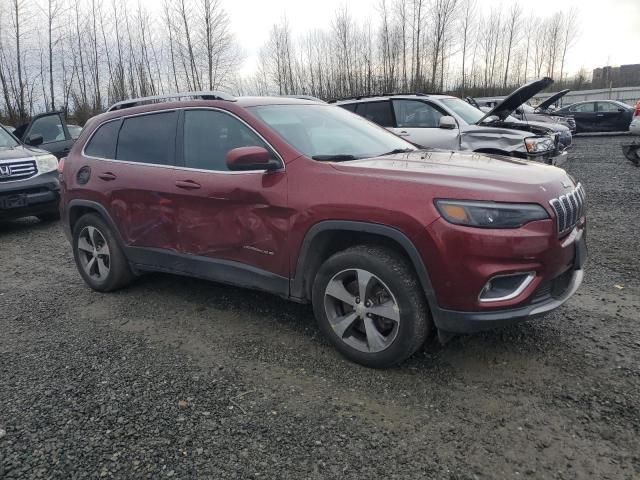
left=21, top=112, right=74, bottom=158
left=82, top=110, right=181, bottom=252
left=390, top=99, right=458, bottom=149
left=172, top=108, right=289, bottom=278
left=354, top=100, right=397, bottom=130
left=596, top=102, right=631, bottom=132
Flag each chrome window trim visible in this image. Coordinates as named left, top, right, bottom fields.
left=81, top=107, right=285, bottom=175
left=478, top=272, right=536, bottom=303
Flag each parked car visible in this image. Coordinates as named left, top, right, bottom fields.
left=472, top=89, right=576, bottom=133
left=469, top=98, right=573, bottom=151
left=335, top=78, right=564, bottom=164
left=553, top=100, right=634, bottom=133
left=60, top=91, right=587, bottom=368
left=0, top=124, right=61, bottom=222
left=12, top=111, right=76, bottom=158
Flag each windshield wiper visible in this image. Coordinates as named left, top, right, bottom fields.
left=379, top=148, right=415, bottom=156
left=311, top=154, right=358, bottom=161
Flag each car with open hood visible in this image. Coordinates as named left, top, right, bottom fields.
left=12, top=111, right=76, bottom=159
left=335, top=85, right=563, bottom=164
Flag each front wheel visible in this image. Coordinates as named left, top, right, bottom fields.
left=312, top=245, right=432, bottom=368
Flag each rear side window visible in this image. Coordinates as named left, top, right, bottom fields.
left=84, top=121, right=120, bottom=159
left=355, top=101, right=394, bottom=127
left=182, top=109, right=275, bottom=172
left=116, top=111, right=177, bottom=165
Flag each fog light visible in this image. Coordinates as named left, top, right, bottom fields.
left=479, top=272, right=536, bottom=303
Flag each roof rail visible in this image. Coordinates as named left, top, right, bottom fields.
left=328, top=92, right=432, bottom=103
left=107, top=90, right=236, bottom=112
left=281, top=95, right=326, bottom=103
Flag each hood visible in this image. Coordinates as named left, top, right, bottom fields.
left=477, top=77, right=554, bottom=124
left=330, top=150, right=570, bottom=197
left=536, top=89, right=570, bottom=112
left=0, top=145, right=48, bottom=161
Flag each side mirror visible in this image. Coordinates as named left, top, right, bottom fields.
left=25, top=133, right=44, bottom=146
left=226, top=146, right=280, bottom=172
left=439, top=116, right=457, bottom=130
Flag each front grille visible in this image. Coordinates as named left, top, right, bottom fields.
left=0, top=160, right=37, bottom=182
left=531, top=269, right=574, bottom=303
left=566, top=117, right=576, bottom=130
left=549, top=183, right=586, bottom=235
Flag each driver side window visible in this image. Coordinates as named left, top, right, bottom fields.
left=183, top=110, right=276, bottom=172
left=393, top=100, right=444, bottom=128
left=570, top=103, right=595, bottom=113
left=29, top=114, right=65, bottom=144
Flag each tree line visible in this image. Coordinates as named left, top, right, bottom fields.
left=244, top=0, right=583, bottom=101
left=1, top=0, right=586, bottom=126
left=0, top=0, right=241, bottom=125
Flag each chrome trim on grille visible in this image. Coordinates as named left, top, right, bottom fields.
left=549, top=183, right=585, bottom=235
left=0, top=160, right=38, bottom=182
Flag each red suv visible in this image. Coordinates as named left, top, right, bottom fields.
left=60, top=92, right=587, bottom=368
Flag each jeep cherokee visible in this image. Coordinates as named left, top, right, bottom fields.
left=60, top=92, right=587, bottom=368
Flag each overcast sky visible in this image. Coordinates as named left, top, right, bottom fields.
left=218, top=0, right=639, bottom=77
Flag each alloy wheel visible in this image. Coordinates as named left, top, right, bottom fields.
left=323, top=268, right=400, bottom=353
left=77, top=226, right=111, bottom=281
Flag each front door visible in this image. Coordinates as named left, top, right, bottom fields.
left=22, top=112, right=74, bottom=158
left=570, top=102, right=597, bottom=132
left=172, top=108, right=289, bottom=279
left=389, top=99, right=459, bottom=150
left=596, top=102, right=630, bottom=132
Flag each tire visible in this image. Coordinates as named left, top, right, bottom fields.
left=72, top=213, right=133, bottom=292
left=312, top=245, right=432, bottom=368
left=37, top=211, right=60, bottom=222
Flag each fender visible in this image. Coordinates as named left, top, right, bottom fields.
left=291, top=220, right=440, bottom=311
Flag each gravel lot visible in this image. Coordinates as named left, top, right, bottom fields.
left=1, top=136, right=639, bottom=479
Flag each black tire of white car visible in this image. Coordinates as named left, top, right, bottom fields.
left=72, top=213, right=133, bottom=292
left=312, top=245, right=432, bottom=368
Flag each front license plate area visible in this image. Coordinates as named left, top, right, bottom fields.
left=0, top=195, right=28, bottom=209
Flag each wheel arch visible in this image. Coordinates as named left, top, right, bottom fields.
left=65, top=200, right=127, bottom=251
left=291, top=221, right=438, bottom=308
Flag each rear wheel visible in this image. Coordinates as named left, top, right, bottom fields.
left=72, top=213, right=133, bottom=292
left=312, top=245, right=432, bottom=368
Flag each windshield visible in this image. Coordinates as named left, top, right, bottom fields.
left=439, top=98, right=485, bottom=124
left=0, top=126, right=19, bottom=148
left=249, top=104, right=416, bottom=159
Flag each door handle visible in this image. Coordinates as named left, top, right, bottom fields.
left=175, top=180, right=201, bottom=190
left=397, top=131, right=410, bottom=137
left=98, top=172, right=117, bottom=181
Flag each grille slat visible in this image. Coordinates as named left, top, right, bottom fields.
left=0, top=160, right=37, bottom=182
left=549, top=183, right=586, bottom=236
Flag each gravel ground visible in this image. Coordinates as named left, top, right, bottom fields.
left=1, top=136, right=639, bottom=479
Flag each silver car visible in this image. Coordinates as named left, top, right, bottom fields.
left=335, top=81, right=562, bottom=164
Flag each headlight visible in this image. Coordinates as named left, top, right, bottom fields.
left=524, top=136, right=555, bottom=154
left=435, top=200, right=549, bottom=228
left=36, top=154, right=58, bottom=173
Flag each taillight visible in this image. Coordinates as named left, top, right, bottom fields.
left=58, top=157, right=65, bottom=174
left=634, top=101, right=640, bottom=117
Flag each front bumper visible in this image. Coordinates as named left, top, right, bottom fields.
left=0, top=171, right=60, bottom=220
left=432, top=268, right=583, bottom=333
